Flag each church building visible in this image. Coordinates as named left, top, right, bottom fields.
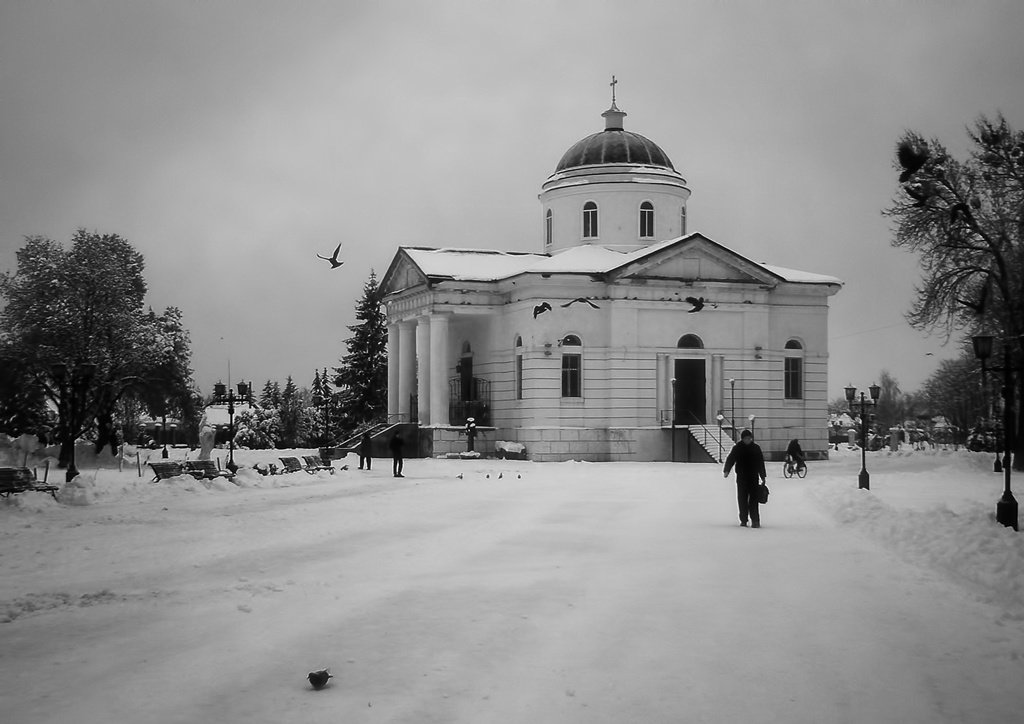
left=379, top=90, right=841, bottom=462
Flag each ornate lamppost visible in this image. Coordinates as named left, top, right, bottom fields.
left=972, top=335, right=1019, bottom=531
left=973, top=336, right=1003, bottom=473
left=716, top=413, right=725, bottom=461
left=226, top=389, right=237, bottom=473
left=748, top=414, right=756, bottom=437
left=845, top=383, right=881, bottom=490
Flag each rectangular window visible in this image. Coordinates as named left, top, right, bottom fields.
left=561, top=354, right=582, bottom=397
left=515, top=355, right=523, bottom=399
left=784, top=357, right=803, bottom=399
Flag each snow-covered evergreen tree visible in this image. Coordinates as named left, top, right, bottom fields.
left=334, top=271, right=387, bottom=430
left=260, top=380, right=281, bottom=409
left=278, top=376, right=304, bottom=448
left=233, top=406, right=282, bottom=449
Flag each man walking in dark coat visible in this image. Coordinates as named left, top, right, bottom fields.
left=723, top=429, right=767, bottom=528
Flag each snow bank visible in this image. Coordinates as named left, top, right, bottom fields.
left=809, top=479, right=1024, bottom=619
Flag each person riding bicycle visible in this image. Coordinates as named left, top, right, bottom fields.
left=786, top=438, right=806, bottom=472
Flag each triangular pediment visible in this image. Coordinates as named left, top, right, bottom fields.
left=609, top=234, right=779, bottom=285
left=380, top=248, right=430, bottom=296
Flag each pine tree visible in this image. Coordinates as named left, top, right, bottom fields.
left=260, top=379, right=280, bottom=409
left=278, top=376, right=303, bottom=448
left=334, top=271, right=387, bottom=430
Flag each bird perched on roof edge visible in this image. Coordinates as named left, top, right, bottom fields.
left=561, top=298, right=600, bottom=309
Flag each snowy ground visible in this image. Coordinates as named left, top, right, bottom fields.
left=2, top=444, right=1023, bottom=723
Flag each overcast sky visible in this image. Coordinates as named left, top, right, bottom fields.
left=2, top=0, right=1023, bottom=402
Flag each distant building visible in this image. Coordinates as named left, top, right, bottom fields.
left=380, top=94, right=841, bottom=461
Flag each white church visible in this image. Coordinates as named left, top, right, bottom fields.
left=379, top=90, right=841, bottom=462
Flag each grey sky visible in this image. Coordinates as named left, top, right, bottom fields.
left=2, top=1, right=1023, bottom=400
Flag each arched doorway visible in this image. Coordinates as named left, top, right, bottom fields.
left=674, top=335, right=706, bottom=425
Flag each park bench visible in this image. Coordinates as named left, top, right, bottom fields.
left=184, top=460, right=236, bottom=481
left=148, top=461, right=193, bottom=482
left=0, top=466, right=60, bottom=501
left=278, top=456, right=313, bottom=475
left=302, top=455, right=336, bottom=474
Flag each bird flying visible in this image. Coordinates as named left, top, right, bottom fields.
left=317, top=243, right=344, bottom=269
left=685, top=296, right=709, bottom=313
left=533, top=302, right=552, bottom=318
left=561, top=298, right=600, bottom=309
left=308, top=669, right=333, bottom=690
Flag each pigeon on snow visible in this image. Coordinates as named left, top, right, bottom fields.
left=308, top=669, right=333, bottom=690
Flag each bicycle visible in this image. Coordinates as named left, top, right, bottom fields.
left=782, top=455, right=807, bottom=478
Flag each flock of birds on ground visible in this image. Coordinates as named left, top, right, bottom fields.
left=319, top=244, right=719, bottom=316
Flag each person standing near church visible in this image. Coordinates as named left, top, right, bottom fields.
left=358, top=432, right=372, bottom=470
left=389, top=432, right=405, bottom=478
left=723, top=429, right=767, bottom=528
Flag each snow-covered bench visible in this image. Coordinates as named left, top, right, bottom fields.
left=279, top=456, right=313, bottom=475
left=184, top=460, right=235, bottom=481
left=0, top=466, right=59, bottom=500
left=302, top=455, right=337, bottom=474
left=495, top=441, right=528, bottom=460
left=149, top=461, right=189, bottom=482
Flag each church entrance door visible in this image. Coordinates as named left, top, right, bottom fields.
left=674, top=359, right=706, bottom=425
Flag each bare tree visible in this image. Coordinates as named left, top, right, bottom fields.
left=886, top=114, right=1024, bottom=468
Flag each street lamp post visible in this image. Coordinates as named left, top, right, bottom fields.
left=161, top=411, right=169, bottom=458
left=670, top=378, right=677, bottom=462
left=748, top=414, right=756, bottom=437
left=972, top=335, right=1019, bottom=531
left=845, top=383, right=881, bottom=490
left=973, top=336, right=1003, bottom=473
left=227, top=389, right=237, bottom=474
left=728, top=378, right=736, bottom=441
left=716, top=413, right=725, bottom=462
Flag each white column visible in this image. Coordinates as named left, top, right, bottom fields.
left=387, top=323, right=400, bottom=420
left=398, top=321, right=416, bottom=421
left=416, top=316, right=431, bottom=425
left=429, top=313, right=450, bottom=427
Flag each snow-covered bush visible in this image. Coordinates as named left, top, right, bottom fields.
left=232, top=407, right=281, bottom=449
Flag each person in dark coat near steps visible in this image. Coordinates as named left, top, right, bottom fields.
left=723, top=429, right=767, bottom=528
left=389, top=432, right=405, bottom=478
left=358, top=432, right=372, bottom=470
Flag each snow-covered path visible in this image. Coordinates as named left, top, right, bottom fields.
left=2, top=453, right=1023, bottom=722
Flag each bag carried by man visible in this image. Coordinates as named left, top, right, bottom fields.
left=757, top=482, right=770, bottom=504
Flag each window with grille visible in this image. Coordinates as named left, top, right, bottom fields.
left=784, top=340, right=803, bottom=399
left=582, top=202, right=598, bottom=239
left=560, top=334, right=582, bottom=397
left=640, top=201, right=654, bottom=238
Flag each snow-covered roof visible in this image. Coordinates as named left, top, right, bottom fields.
left=403, top=247, right=541, bottom=281
left=760, top=263, right=843, bottom=285
left=396, top=235, right=842, bottom=286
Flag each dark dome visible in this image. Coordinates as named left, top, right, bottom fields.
left=555, top=129, right=675, bottom=172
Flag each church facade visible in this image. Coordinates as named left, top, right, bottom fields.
left=379, top=96, right=841, bottom=462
